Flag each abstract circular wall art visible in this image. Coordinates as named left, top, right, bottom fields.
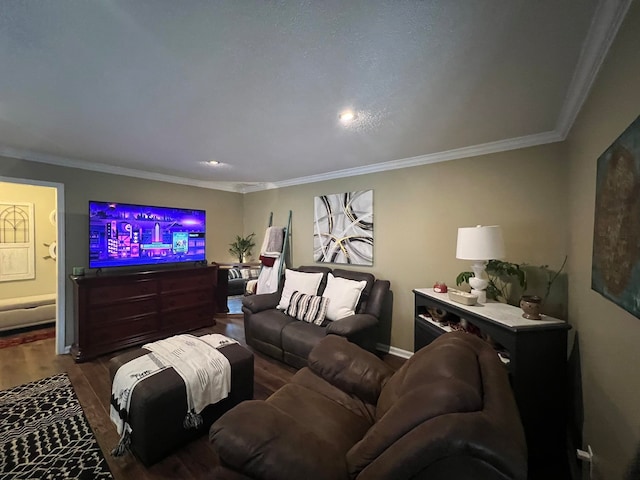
left=313, top=190, right=373, bottom=265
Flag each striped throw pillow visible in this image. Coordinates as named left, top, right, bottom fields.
left=228, top=268, right=242, bottom=280
left=286, top=290, right=329, bottom=325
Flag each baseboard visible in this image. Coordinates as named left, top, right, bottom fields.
left=376, top=343, right=413, bottom=359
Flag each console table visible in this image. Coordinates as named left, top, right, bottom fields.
left=413, top=288, right=570, bottom=471
left=71, top=265, right=218, bottom=362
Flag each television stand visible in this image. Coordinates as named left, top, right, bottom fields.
left=70, top=265, right=219, bottom=362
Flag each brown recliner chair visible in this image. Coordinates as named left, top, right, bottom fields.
left=210, top=332, right=527, bottom=480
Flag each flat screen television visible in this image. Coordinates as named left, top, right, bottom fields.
left=88, top=201, right=206, bottom=269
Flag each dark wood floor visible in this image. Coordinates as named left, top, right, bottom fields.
left=0, top=314, right=405, bottom=480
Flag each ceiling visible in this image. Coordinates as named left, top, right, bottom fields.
left=0, top=1, right=632, bottom=192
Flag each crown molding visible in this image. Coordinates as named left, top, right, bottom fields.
left=0, top=147, right=240, bottom=193
left=1, top=129, right=563, bottom=194
left=555, top=0, right=633, bottom=139
left=242, top=130, right=563, bottom=193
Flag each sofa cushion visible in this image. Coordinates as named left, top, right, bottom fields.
left=322, top=273, right=367, bottom=321
left=332, top=269, right=375, bottom=313
left=277, top=269, right=325, bottom=311
left=268, top=383, right=372, bottom=452
left=291, top=368, right=377, bottom=424
left=210, top=381, right=370, bottom=480
left=246, top=309, right=294, bottom=348
left=281, top=321, right=327, bottom=361
left=286, top=291, right=329, bottom=325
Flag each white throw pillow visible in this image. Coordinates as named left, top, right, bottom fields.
left=277, top=269, right=325, bottom=310
left=323, top=273, right=367, bottom=321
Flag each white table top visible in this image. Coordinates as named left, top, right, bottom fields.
left=414, top=288, right=567, bottom=330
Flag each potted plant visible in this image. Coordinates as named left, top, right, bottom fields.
left=456, top=256, right=567, bottom=316
left=456, top=259, right=526, bottom=304
left=229, top=233, right=256, bottom=263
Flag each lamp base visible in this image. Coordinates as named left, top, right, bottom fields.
left=470, top=288, right=487, bottom=304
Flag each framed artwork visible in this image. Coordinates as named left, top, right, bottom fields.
left=0, top=202, right=35, bottom=281
left=314, top=190, right=373, bottom=265
left=591, top=114, right=640, bottom=318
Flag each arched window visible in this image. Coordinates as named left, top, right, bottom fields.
left=0, top=203, right=35, bottom=281
left=0, top=205, right=30, bottom=243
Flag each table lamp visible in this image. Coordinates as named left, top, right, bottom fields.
left=456, top=225, right=505, bottom=303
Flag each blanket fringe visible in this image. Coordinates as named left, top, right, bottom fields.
left=183, top=411, right=203, bottom=429
left=111, top=430, right=131, bottom=457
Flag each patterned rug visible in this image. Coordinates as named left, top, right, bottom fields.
left=0, top=373, right=114, bottom=479
left=0, top=325, right=56, bottom=349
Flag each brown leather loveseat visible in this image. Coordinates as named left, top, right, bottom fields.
left=242, top=266, right=390, bottom=368
left=210, top=332, right=527, bottom=480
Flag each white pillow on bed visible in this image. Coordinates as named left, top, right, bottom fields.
left=277, top=269, right=325, bottom=310
left=323, top=273, right=367, bottom=321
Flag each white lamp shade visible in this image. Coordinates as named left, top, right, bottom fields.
left=456, top=225, right=505, bottom=260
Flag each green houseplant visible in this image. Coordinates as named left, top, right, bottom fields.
left=456, top=259, right=526, bottom=303
left=456, top=256, right=567, bottom=308
left=228, top=233, right=256, bottom=263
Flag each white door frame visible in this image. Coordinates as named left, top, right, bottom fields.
left=0, top=176, right=66, bottom=355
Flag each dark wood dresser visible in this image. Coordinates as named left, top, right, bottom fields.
left=71, top=265, right=218, bottom=362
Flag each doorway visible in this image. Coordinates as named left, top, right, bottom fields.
left=0, top=177, right=66, bottom=355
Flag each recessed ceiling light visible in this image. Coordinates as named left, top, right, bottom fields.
left=204, top=160, right=221, bottom=166
left=338, top=110, right=356, bottom=124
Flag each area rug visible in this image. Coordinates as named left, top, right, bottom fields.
left=0, top=373, right=114, bottom=479
left=0, top=325, right=56, bottom=349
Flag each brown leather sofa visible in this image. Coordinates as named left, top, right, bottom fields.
left=210, top=332, right=527, bottom=480
left=241, top=266, right=390, bottom=368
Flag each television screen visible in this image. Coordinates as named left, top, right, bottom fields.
left=88, top=201, right=206, bottom=269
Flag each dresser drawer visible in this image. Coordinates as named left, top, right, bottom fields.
left=160, top=290, right=212, bottom=311
left=89, top=298, right=159, bottom=324
left=87, top=279, right=157, bottom=306
left=160, top=271, right=215, bottom=294
left=87, top=313, right=158, bottom=346
left=160, top=306, right=214, bottom=331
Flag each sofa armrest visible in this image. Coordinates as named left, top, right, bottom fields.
left=325, top=313, right=377, bottom=337
left=242, top=292, right=280, bottom=313
left=210, top=401, right=349, bottom=480
left=307, top=335, right=394, bottom=405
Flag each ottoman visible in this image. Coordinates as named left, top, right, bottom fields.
left=109, top=341, right=254, bottom=466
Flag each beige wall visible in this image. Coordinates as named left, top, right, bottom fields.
left=0, top=181, right=57, bottom=299
left=566, top=1, right=640, bottom=478
left=0, top=158, right=245, bottom=344
left=244, top=142, right=568, bottom=351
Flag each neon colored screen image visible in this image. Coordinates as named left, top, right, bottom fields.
left=88, top=201, right=206, bottom=269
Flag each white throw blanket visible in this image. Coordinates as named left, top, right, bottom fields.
left=256, top=255, right=283, bottom=294
left=109, top=352, right=168, bottom=455
left=110, top=334, right=238, bottom=456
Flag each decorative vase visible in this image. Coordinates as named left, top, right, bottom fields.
left=520, top=295, right=542, bottom=320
